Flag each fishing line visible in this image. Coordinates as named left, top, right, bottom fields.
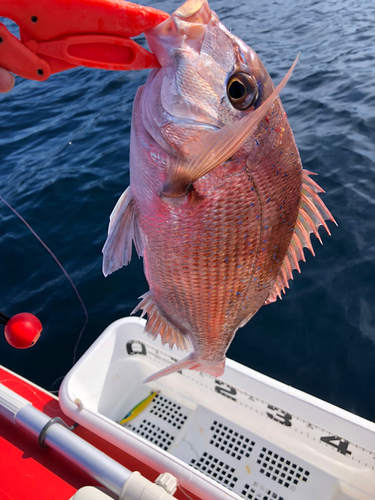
left=0, top=377, right=60, bottom=413
left=178, top=485, right=196, bottom=500
left=0, top=195, right=88, bottom=372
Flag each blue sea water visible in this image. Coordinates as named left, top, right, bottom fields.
left=0, top=0, right=374, bottom=421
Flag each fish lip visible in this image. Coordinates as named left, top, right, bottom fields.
left=144, top=0, right=213, bottom=67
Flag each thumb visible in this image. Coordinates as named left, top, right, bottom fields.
left=0, top=67, right=15, bottom=93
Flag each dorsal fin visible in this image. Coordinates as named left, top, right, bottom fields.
left=265, top=170, right=337, bottom=304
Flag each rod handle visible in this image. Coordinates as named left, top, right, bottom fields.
left=0, top=383, right=31, bottom=422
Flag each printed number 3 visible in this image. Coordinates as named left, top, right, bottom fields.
left=267, top=405, right=292, bottom=427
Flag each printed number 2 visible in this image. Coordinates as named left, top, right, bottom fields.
left=214, top=380, right=237, bottom=401
left=266, top=405, right=292, bottom=427
left=320, top=435, right=352, bottom=456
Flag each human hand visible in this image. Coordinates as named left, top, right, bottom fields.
left=0, top=67, right=15, bottom=93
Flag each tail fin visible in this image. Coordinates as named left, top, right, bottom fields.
left=144, top=353, right=226, bottom=383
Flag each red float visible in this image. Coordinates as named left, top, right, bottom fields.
left=4, top=313, right=42, bottom=349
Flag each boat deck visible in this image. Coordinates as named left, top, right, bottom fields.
left=1, top=317, right=374, bottom=500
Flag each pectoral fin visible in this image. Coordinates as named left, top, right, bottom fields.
left=102, top=186, right=145, bottom=276
left=163, top=54, right=300, bottom=197
left=265, top=170, right=337, bottom=304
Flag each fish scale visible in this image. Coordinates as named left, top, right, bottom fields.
left=102, top=0, right=335, bottom=382
left=143, top=165, right=266, bottom=357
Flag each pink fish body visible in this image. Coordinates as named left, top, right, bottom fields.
left=103, top=0, right=335, bottom=381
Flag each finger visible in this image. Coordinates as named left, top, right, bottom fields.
left=0, top=67, right=15, bottom=93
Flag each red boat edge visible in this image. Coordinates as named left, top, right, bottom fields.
left=0, top=366, right=198, bottom=500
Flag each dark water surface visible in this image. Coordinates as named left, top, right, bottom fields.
left=1, top=0, right=374, bottom=421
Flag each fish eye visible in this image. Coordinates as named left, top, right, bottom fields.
left=227, top=73, right=258, bottom=110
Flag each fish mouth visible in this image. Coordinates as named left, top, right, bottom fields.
left=145, top=0, right=212, bottom=68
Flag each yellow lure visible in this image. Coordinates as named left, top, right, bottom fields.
left=119, top=391, right=159, bottom=425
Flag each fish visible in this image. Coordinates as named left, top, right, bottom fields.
left=102, top=0, right=336, bottom=382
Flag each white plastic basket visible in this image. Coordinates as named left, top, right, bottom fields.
left=59, top=317, right=375, bottom=500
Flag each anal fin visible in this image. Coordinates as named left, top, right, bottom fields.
left=132, top=291, right=191, bottom=351
left=102, top=186, right=145, bottom=277
left=265, top=170, right=337, bottom=304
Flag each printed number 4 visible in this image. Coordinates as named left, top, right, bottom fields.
left=266, top=405, right=292, bottom=427
left=320, top=435, right=352, bottom=456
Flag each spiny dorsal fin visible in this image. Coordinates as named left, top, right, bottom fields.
left=102, top=186, right=145, bottom=277
left=132, top=291, right=192, bottom=351
left=265, top=170, right=337, bottom=304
